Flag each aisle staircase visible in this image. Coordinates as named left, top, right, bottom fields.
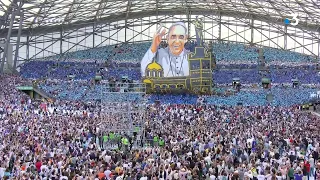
left=132, top=97, right=148, bottom=149
left=16, top=85, right=55, bottom=101
left=258, top=48, right=267, bottom=71
left=258, top=48, right=271, bottom=81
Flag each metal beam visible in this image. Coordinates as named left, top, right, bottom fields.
left=230, top=13, right=285, bottom=50
left=221, top=21, right=251, bottom=44
left=93, top=23, right=95, bottom=48
left=1, top=9, right=319, bottom=37
left=0, top=11, right=15, bottom=73
left=26, top=21, right=112, bottom=61
left=287, top=41, right=317, bottom=52
left=284, top=25, right=287, bottom=50
left=254, top=34, right=285, bottom=45
left=0, top=0, right=16, bottom=31
left=26, top=29, right=83, bottom=61
left=218, top=12, right=221, bottom=41
left=57, top=25, right=120, bottom=60
left=125, top=20, right=163, bottom=43
left=26, top=35, right=29, bottom=60
left=28, top=0, right=48, bottom=29
left=64, top=0, right=77, bottom=23
left=60, top=28, right=62, bottom=54
left=184, top=0, right=190, bottom=40
left=124, top=0, right=131, bottom=43
left=95, top=0, right=109, bottom=21
left=250, top=17, right=254, bottom=45
left=13, top=3, right=24, bottom=71
left=221, top=26, right=250, bottom=41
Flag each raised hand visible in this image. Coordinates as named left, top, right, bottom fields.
left=151, top=27, right=166, bottom=53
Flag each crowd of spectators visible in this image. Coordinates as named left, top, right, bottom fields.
left=213, top=69, right=260, bottom=84
left=215, top=63, right=258, bottom=69
left=39, top=79, right=144, bottom=102
left=212, top=43, right=259, bottom=63
left=148, top=94, right=198, bottom=105
left=20, top=42, right=319, bottom=84
left=17, top=41, right=320, bottom=107
left=203, top=87, right=317, bottom=107
left=22, top=61, right=320, bottom=86
left=20, top=61, right=141, bottom=81
left=33, top=75, right=319, bottom=107
left=269, top=68, right=320, bottom=84
left=212, top=67, right=320, bottom=85
left=1, top=74, right=320, bottom=180
left=29, top=42, right=317, bottom=64
left=264, top=48, right=317, bottom=63
left=37, top=43, right=151, bottom=63
left=0, top=36, right=318, bottom=180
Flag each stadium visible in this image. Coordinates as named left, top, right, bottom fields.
left=0, top=0, right=320, bottom=179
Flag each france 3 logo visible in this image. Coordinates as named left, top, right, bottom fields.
left=284, top=13, right=299, bottom=26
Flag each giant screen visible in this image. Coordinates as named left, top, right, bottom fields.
left=141, top=19, right=215, bottom=94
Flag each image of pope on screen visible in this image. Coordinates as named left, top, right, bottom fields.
left=141, top=22, right=189, bottom=77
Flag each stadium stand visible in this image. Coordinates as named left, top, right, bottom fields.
left=1, top=74, right=320, bottom=179
left=18, top=41, right=320, bottom=107
left=264, top=47, right=317, bottom=63
left=213, top=69, right=260, bottom=84
left=213, top=43, right=259, bottom=63
left=3, top=1, right=320, bottom=176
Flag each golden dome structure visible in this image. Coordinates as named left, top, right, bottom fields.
left=143, top=79, right=152, bottom=84
left=144, top=56, right=164, bottom=78
left=146, top=61, right=163, bottom=71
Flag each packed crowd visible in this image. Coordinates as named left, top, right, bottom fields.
left=269, top=68, right=320, bottom=84
left=20, top=41, right=319, bottom=88
left=212, top=43, right=259, bottom=63
left=0, top=37, right=317, bottom=180
left=20, top=61, right=141, bottom=81
left=20, top=61, right=320, bottom=87
left=213, top=69, right=260, bottom=84
left=1, top=74, right=320, bottom=180
left=34, top=77, right=319, bottom=106
left=30, top=42, right=317, bottom=64
left=38, top=79, right=144, bottom=102
left=263, top=48, right=317, bottom=63
left=204, top=87, right=317, bottom=107
left=213, top=68, right=320, bottom=85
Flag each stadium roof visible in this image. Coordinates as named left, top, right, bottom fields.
left=0, top=0, right=320, bottom=36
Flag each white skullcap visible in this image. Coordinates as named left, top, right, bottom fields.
left=169, top=22, right=188, bottom=34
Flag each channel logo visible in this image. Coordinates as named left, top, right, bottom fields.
left=284, top=13, right=299, bottom=26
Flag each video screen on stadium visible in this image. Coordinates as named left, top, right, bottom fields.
left=141, top=20, right=215, bottom=94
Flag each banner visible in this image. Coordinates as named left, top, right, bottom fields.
left=141, top=18, right=214, bottom=94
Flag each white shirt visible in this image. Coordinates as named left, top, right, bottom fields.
left=210, top=175, right=216, bottom=180
left=309, top=157, right=315, bottom=167
left=116, top=175, right=124, bottom=180
left=105, top=155, right=111, bottom=163
left=257, top=175, right=265, bottom=180
left=141, top=48, right=189, bottom=77
left=247, top=138, right=253, bottom=148
left=104, top=170, right=111, bottom=179
left=59, top=176, right=68, bottom=180
left=40, top=165, right=49, bottom=174
left=0, top=167, right=5, bottom=178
